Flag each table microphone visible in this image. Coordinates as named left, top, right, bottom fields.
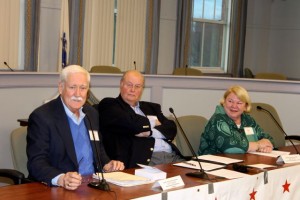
left=185, top=65, right=188, bottom=75
left=169, top=107, right=209, bottom=179
left=82, top=108, right=110, bottom=191
left=4, top=61, right=14, bottom=71
left=256, top=106, right=299, bottom=154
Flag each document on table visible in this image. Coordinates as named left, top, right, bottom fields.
left=248, top=150, right=290, bottom=158
left=93, top=172, right=154, bottom=187
left=197, top=155, right=243, bottom=165
left=246, top=164, right=277, bottom=169
left=173, top=160, right=225, bottom=171
left=207, top=169, right=251, bottom=179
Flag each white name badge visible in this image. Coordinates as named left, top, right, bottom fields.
left=89, top=130, right=99, bottom=141
left=154, top=175, right=184, bottom=191
left=276, top=154, right=300, bottom=164
left=244, top=127, right=254, bottom=135
left=147, top=115, right=158, bottom=120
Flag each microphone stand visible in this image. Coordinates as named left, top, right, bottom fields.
left=185, top=65, right=188, bottom=76
left=257, top=106, right=299, bottom=154
left=83, top=108, right=110, bottom=191
left=169, top=107, right=209, bottom=179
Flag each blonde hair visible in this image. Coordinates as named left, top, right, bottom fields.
left=220, top=85, right=252, bottom=112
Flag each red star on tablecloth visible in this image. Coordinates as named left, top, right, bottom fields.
left=282, top=180, right=291, bottom=193
left=249, top=189, right=257, bottom=200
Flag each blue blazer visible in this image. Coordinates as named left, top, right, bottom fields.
left=27, top=96, right=110, bottom=186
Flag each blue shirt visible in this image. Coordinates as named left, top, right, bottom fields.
left=51, top=97, right=88, bottom=186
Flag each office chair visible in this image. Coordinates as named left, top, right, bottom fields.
left=249, top=103, right=300, bottom=148
left=86, top=89, right=100, bottom=106
left=90, top=65, right=122, bottom=74
left=172, top=68, right=203, bottom=76
left=254, top=72, right=287, bottom=80
left=244, top=68, right=254, bottom=78
left=174, top=115, right=208, bottom=157
left=0, top=127, right=31, bottom=185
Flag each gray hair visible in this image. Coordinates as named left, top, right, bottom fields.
left=59, top=65, right=90, bottom=83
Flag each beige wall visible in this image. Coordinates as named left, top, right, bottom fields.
left=1, top=72, right=300, bottom=169
left=157, top=0, right=178, bottom=75
left=244, top=0, right=300, bottom=79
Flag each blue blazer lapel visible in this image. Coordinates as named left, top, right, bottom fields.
left=53, top=97, right=79, bottom=169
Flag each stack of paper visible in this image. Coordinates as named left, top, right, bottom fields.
left=135, top=164, right=166, bottom=181
left=93, top=172, right=154, bottom=187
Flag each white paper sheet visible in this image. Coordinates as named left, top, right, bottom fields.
left=246, top=164, right=277, bottom=169
left=173, top=160, right=225, bottom=171
left=135, top=163, right=167, bottom=181
left=207, top=169, right=251, bottom=179
left=248, top=150, right=290, bottom=158
left=197, top=155, right=243, bottom=165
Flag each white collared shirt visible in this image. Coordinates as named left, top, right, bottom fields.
left=131, top=103, right=172, bottom=153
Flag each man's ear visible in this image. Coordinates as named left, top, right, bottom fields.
left=58, top=82, right=63, bottom=94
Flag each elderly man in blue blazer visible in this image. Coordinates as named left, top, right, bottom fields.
left=27, top=65, right=124, bottom=190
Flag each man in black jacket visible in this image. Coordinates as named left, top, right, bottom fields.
left=27, top=65, right=124, bottom=190
left=98, top=70, right=185, bottom=168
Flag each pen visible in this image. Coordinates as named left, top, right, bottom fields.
left=184, top=161, right=196, bottom=167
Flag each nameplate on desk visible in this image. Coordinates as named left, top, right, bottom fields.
left=276, top=154, right=300, bottom=164
left=153, top=175, right=184, bottom=191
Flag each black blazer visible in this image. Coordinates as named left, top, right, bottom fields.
left=27, top=96, right=110, bottom=186
left=98, top=95, right=183, bottom=168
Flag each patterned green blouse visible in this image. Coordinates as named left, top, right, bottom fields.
left=198, top=105, right=275, bottom=155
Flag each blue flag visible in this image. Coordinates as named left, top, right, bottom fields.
left=62, top=32, right=67, bottom=68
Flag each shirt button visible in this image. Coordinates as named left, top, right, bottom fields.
left=150, top=148, right=154, bottom=151
left=147, top=159, right=150, bottom=162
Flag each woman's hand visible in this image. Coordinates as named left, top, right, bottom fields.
left=248, top=139, right=273, bottom=153
left=257, top=139, right=273, bottom=153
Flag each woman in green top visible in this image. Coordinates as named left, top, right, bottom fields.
left=198, top=85, right=274, bottom=155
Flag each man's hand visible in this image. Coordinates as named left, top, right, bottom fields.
left=103, top=160, right=125, bottom=172
left=58, top=172, right=82, bottom=190
left=154, top=119, right=161, bottom=126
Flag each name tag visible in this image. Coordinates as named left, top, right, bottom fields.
left=244, top=127, right=254, bottom=135
left=89, top=130, right=99, bottom=141
left=277, top=154, right=300, bottom=164
left=147, top=115, right=158, bottom=120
